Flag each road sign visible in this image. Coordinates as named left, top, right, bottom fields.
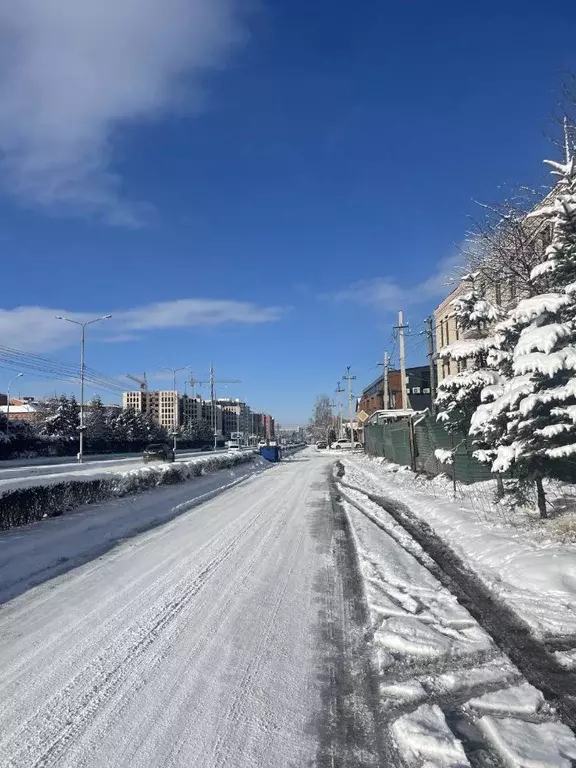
left=357, top=410, right=369, bottom=423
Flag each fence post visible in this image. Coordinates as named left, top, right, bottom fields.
left=450, top=432, right=457, bottom=495
left=408, top=417, right=417, bottom=472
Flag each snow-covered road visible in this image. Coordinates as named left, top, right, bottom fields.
left=0, top=448, right=229, bottom=487
left=0, top=451, right=379, bottom=768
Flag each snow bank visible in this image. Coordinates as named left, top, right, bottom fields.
left=392, top=704, right=470, bottom=767
left=342, top=456, right=576, bottom=639
left=0, top=451, right=257, bottom=530
left=477, top=717, right=576, bottom=768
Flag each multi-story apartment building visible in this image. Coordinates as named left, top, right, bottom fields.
left=181, top=395, right=203, bottom=425
left=434, top=192, right=556, bottom=383
left=260, top=413, right=275, bottom=440
left=217, top=398, right=251, bottom=438
left=202, top=400, right=223, bottom=435
left=123, top=391, right=274, bottom=442
left=122, top=390, right=181, bottom=432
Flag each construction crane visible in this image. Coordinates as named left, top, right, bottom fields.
left=125, top=373, right=148, bottom=392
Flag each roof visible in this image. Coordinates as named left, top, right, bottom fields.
left=0, top=404, right=41, bottom=414
left=362, top=366, right=430, bottom=396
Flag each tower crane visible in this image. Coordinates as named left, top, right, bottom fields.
left=126, top=373, right=148, bottom=392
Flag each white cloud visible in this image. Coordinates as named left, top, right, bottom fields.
left=0, top=0, right=244, bottom=222
left=331, top=253, right=464, bottom=309
left=0, top=298, right=283, bottom=352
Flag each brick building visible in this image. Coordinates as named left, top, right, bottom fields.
left=358, top=366, right=432, bottom=416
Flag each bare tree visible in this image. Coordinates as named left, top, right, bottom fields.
left=309, top=395, right=334, bottom=441
left=460, top=193, right=550, bottom=305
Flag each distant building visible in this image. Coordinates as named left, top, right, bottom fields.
left=217, top=398, right=251, bottom=438
left=358, top=366, right=432, bottom=416
left=202, top=400, right=223, bottom=435
left=182, top=395, right=203, bottom=425
left=123, top=390, right=181, bottom=431
left=0, top=401, right=43, bottom=423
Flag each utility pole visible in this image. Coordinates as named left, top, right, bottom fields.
left=342, top=366, right=357, bottom=440
left=335, top=381, right=345, bottom=437
left=395, top=311, right=409, bottom=410
left=425, top=316, right=437, bottom=414
left=210, top=364, right=216, bottom=448
left=378, top=352, right=390, bottom=410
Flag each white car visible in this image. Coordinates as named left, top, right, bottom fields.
left=331, top=439, right=362, bottom=450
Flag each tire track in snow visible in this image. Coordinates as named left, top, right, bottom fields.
left=335, top=465, right=576, bottom=734
left=1, top=480, right=286, bottom=768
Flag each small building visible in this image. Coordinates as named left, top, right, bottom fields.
left=358, top=365, right=432, bottom=416
left=0, top=402, right=43, bottom=423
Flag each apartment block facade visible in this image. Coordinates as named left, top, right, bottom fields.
left=122, top=390, right=181, bottom=431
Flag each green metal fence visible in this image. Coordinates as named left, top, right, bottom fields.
left=364, top=414, right=494, bottom=485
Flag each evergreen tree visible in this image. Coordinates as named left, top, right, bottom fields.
left=40, top=394, right=79, bottom=441
left=436, top=274, right=503, bottom=435
left=85, top=396, right=113, bottom=449
left=473, top=142, right=576, bottom=517
left=183, top=418, right=213, bottom=442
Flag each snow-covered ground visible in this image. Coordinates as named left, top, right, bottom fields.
left=0, top=450, right=379, bottom=767
left=342, top=455, right=576, bottom=641
left=0, top=447, right=231, bottom=488
left=0, top=458, right=269, bottom=605
left=338, top=471, right=576, bottom=766
left=2, top=448, right=575, bottom=766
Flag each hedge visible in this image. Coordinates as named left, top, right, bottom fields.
left=0, top=451, right=256, bottom=530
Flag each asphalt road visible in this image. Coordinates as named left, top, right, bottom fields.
left=0, top=451, right=381, bottom=767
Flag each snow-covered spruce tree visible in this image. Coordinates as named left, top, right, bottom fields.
left=436, top=274, right=503, bottom=437
left=473, top=143, right=576, bottom=517
left=85, top=396, right=112, bottom=450
left=39, top=394, right=79, bottom=442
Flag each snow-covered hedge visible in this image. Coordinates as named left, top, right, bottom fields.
left=0, top=452, right=256, bottom=530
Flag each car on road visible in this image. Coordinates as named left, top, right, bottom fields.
left=142, top=444, right=175, bottom=463
left=316, top=440, right=328, bottom=450
left=331, top=438, right=362, bottom=450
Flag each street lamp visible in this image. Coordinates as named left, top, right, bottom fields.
left=5, top=373, right=23, bottom=436
left=55, top=314, right=112, bottom=463
left=160, top=365, right=189, bottom=453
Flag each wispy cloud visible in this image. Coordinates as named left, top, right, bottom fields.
left=0, top=0, right=244, bottom=223
left=0, top=298, right=283, bottom=352
left=330, top=253, right=464, bottom=309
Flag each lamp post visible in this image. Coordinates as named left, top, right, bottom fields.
left=160, top=365, right=189, bottom=453
left=5, top=373, right=23, bottom=436
left=55, top=314, right=112, bottom=463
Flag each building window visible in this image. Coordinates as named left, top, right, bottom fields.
left=445, top=320, right=450, bottom=345
left=440, top=319, right=445, bottom=347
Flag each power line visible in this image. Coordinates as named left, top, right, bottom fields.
left=0, top=345, right=127, bottom=395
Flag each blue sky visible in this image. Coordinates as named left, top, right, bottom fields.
left=1, top=0, right=575, bottom=423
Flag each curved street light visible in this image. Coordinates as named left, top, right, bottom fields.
left=55, top=315, right=112, bottom=462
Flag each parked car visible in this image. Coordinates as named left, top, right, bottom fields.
left=200, top=444, right=214, bottom=452
left=143, top=443, right=175, bottom=463
left=316, top=440, right=328, bottom=450
left=331, top=438, right=362, bottom=450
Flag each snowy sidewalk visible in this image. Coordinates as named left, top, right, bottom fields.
left=338, top=470, right=576, bottom=767
left=341, top=455, right=576, bottom=644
